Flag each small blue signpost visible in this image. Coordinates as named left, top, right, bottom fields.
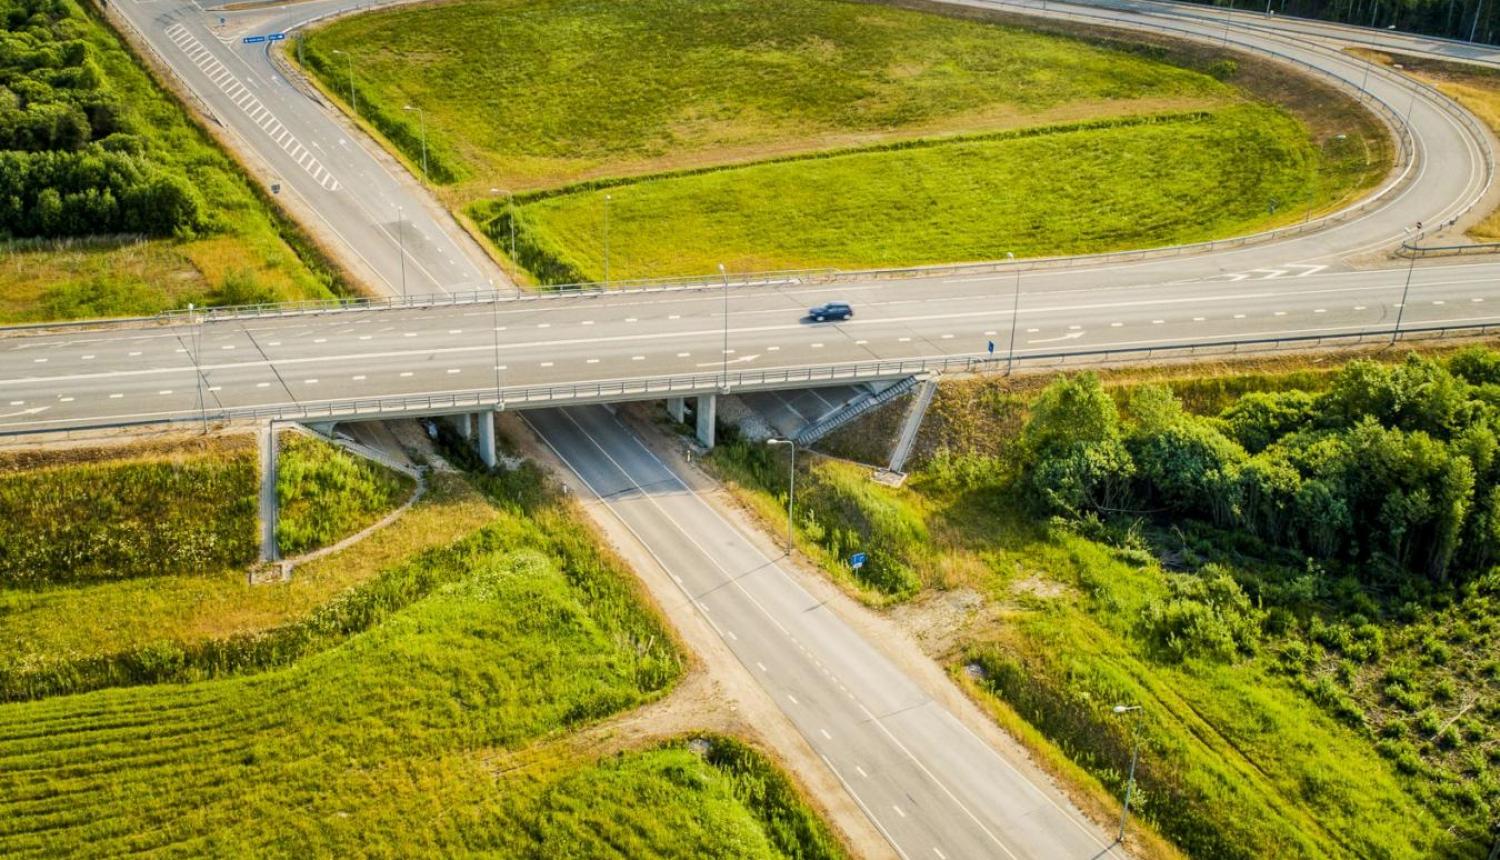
left=849, top=552, right=867, bottom=570
left=242, top=34, right=267, bottom=44
left=987, top=340, right=996, bottom=355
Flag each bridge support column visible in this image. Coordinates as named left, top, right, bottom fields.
left=453, top=413, right=474, bottom=440
left=258, top=423, right=279, bottom=564
left=475, top=411, right=497, bottom=468
left=695, top=394, right=716, bottom=449
left=666, top=397, right=687, bottom=424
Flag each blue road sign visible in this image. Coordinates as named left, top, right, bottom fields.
left=987, top=340, right=995, bottom=355
left=850, top=552, right=868, bottom=569
left=267, top=32, right=286, bottom=41
left=242, top=35, right=267, bottom=44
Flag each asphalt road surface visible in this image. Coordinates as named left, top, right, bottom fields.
left=110, top=0, right=501, bottom=296
left=527, top=404, right=1121, bottom=860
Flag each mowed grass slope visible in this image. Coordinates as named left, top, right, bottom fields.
left=301, top=0, right=1232, bottom=194
left=509, top=106, right=1330, bottom=279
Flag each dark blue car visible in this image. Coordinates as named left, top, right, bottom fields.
left=808, top=301, right=854, bottom=322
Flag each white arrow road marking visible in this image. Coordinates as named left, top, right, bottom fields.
left=1287, top=264, right=1328, bottom=277
left=697, top=354, right=761, bottom=367
left=1249, top=268, right=1288, bottom=280
left=1222, top=272, right=1250, bottom=281
left=0, top=406, right=49, bottom=419
left=1027, top=330, right=1086, bottom=344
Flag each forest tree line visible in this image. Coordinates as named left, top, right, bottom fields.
left=1202, top=0, right=1500, bottom=46
left=1, top=0, right=203, bottom=239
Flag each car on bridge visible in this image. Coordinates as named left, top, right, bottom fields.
left=807, top=301, right=854, bottom=322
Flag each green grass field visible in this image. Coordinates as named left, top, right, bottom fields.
left=301, top=0, right=1386, bottom=281
left=502, top=106, right=1336, bottom=280
left=708, top=353, right=1500, bottom=858
left=276, top=432, right=416, bottom=557
left=0, top=446, right=842, bottom=858
left=0, top=0, right=342, bottom=323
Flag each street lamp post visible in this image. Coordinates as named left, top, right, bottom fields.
left=187, top=303, right=207, bottom=433
left=1004, top=252, right=1021, bottom=375
left=719, top=262, right=730, bottom=388
left=331, top=50, right=356, bottom=117
left=403, top=105, right=427, bottom=180
left=767, top=438, right=796, bottom=552
left=396, top=205, right=407, bottom=298
left=1394, top=233, right=1419, bottom=345
left=493, top=292, right=503, bottom=404
left=602, top=193, right=612, bottom=287
left=1112, top=704, right=1143, bottom=845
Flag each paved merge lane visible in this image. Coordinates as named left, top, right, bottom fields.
left=527, top=404, right=1124, bottom=860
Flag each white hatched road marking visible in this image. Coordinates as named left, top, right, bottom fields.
left=164, top=23, right=339, bottom=191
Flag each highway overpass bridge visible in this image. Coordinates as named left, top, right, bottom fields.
left=7, top=0, right=1500, bottom=856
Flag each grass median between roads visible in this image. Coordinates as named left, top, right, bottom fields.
left=302, top=0, right=1388, bottom=281
left=0, top=0, right=343, bottom=323
left=501, top=105, right=1338, bottom=281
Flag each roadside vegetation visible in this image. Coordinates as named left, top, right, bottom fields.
left=709, top=347, right=1500, bottom=858
left=276, top=432, right=416, bottom=557
left=0, top=0, right=342, bottom=322
left=299, top=0, right=1388, bottom=283
left=0, top=430, right=842, bottom=858
left=0, top=433, right=433, bottom=700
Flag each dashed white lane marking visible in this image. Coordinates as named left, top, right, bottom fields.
left=756, top=661, right=768, bottom=672
left=1275, top=311, right=1287, bottom=316
left=581, top=320, right=594, bottom=326
left=1234, top=313, right=1246, bottom=319
left=540, top=361, right=554, bottom=367
left=892, top=805, right=907, bottom=818
left=313, top=338, right=327, bottom=344
left=1433, top=300, right=1446, bottom=305
left=404, top=332, right=417, bottom=337
left=625, top=317, right=638, bottom=322
left=1152, top=319, right=1165, bottom=324
left=1111, top=321, right=1123, bottom=327
left=725, top=630, right=738, bottom=641
left=359, top=335, right=372, bottom=340
left=676, top=352, right=690, bottom=358
left=129, top=351, right=141, bottom=356
left=109, top=393, right=122, bottom=399
left=787, top=694, right=799, bottom=705
left=81, top=355, right=94, bottom=360
left=934, top=848, right=948, bottom=859
left=1192, top=317, right=1205, bottom=322
left=220, top=345, right=234, bottom=350
left=7, top=401, right=21, bottom=406
left=820, top=728, right=833, bottom=740
left=304, top=379, right=318, bottom=385
left=668, top=314, right=680, bottom=319
left=767, top=346, right=780, bottom=351
left=257, top=382, right=271, bottom=388
left=855, top=339, right=869, bottom=345
left=33, top=358, right=46, bottom=363
left=1025, top=328, right=1039, bottom=333
left=1474, top=298, right=1485, bottom=303
left=447, top=368, right=461, bottom=374
left=1068, top=324, right=1082, bottom=330
left=587, top=358, right=600, bottom=364
left=1314, top=309, right=1327, bottom=314
left=1354, top=305, right=1366, bottom=311
left=207, top=386, right=221, bottom=392
left=448, top=329, right=462, bottom=334
left=811, top=343, right=824, bottom=348
left=164, top=24, right=339, bottom=191
left=267, top=342, right=280, bottom=347
left=157, top=390, right=173, bottom=395
left=855, top=766, right=869, bottom=778
left=898, top=337, right=911, bottom=342
left=399, top=372, right=413, bottom=377
left=59, top=396, right=73, bottom=402
left=352, top=375, right=366, bottom=381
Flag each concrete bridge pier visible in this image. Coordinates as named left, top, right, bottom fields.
left=694, top=394, right=716, bottom=449
left=475, top=410, right=497, bottom=468
left=664, top=395, right=716, bottom=448
left=258, top=422, right=278, bottom=564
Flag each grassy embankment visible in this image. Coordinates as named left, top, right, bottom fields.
left=708, top=347, right=1499, bottom=859
left=0, top=433, right=423, bottom=700
left=0, top=433, right=842, bottom=858
left=276, top=432, right=416, bottom=556
left=298, top=0, right=1388, bottom=283
left=0, top=0, right=343, bottom=322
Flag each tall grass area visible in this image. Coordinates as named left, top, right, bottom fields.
left=707, top=351, right=1500, bottom=858
left=0, top=437, right=257, bottom=586
left=299, top=0, right=1232, bottom=194
left=0, top=470, right=495, bottom=701
left=0, top=452, right=841, bottom=857
left=0, top=0, right=341, bottom=323
left=276, top=433, right=416, bottom=557
left=500, top=106, right=1331, bottom=280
